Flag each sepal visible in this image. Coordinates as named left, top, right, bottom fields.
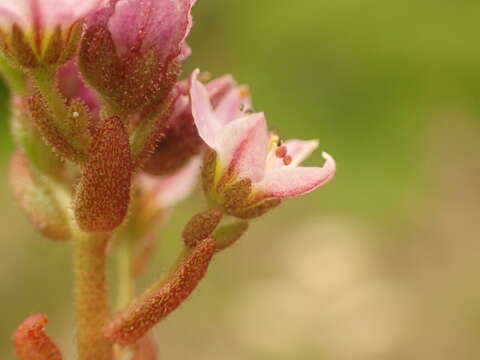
left=74, top=116, right=132, bottom=232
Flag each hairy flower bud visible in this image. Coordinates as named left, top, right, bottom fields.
left=74, top=116, right=132, bottom=232
left=9, top=151, right=70, bottom=241
left=13, top=314, right=62, bottom=360
left=79, top=0, right=194, bottom=117
left=0, top=0, right=103, bottom=68
left=182, top=209, right=223, bottom=249
left=104, top=238, right=216, bottom=345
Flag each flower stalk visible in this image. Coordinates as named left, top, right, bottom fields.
left=73, top=229, right=113, bottom=360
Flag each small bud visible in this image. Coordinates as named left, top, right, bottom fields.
left=104, top=238, right=216, bottom=345
left=74, top=116, right=132, bottom=232
left=183, top=209, right=223, bottom=249
left=9, top=151, right=70, bottom=241
left=13, top=314, right=62, bottom=360
left=213, top=221, right=249, bottom=252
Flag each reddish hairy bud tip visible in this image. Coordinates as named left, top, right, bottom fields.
left=13, top=314, right=63, bottom=360
left=183, top=209, right=223, bottom=249
left=104, top=238, right=216, bottom=345
left=74, top=116, right=132, bottom=232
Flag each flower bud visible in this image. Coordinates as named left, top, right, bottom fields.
left=74, top=116, right=132, bottom=232
left=13, top=314, right=62, bottom=360
left=0, top=0, right=103, bottom=68
left=9, top=151, right=70, bottom=241
left=182, top=209, right=223, bottom=249
left=79, top=0, right=195, bottom=117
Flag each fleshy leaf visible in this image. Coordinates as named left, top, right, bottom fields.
left=13, top=314, right=62, bottom=360
left=182, top=209, right=223, bottom=249
left=74, top=116, right=132, bottom=232
left=104, top=238, right=216, bottom=345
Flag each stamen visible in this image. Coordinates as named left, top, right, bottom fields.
left=275, top=146, right=287, bottom=158
left=283, top=155, right=292, bottom=166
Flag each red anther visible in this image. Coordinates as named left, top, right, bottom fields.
left=275, top=146, right=287, bottom=158
left=283, top=155, right=293, bottom=166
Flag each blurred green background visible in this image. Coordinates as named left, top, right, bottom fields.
left=1, top=0, right=480, bottom=359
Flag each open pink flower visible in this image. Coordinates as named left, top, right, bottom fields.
left=0, top=0, right=104, bottom=67
left=190, top=69, right=335, bottom=217
left=144, top=73, right=252, bottom=176
left=0, top=0, right=104, bottom=30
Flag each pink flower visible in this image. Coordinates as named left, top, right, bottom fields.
left=100, top=0, right=195, bottom=61
left=189, top=69, right=335, bottom=217
left=144, top=73, right=252, bottom=176
left=0, top=0, right=104, bottom=67
left=138, top=157, right=201, bottom=210
left=0, top=0, right=104, bottom=30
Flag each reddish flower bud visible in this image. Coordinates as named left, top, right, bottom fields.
left=13, top=314, right=62, bottom=360
left=104, top=238, right=216, bottom=345
left=74, top=116, right=132, bottom=232
left=9, top=151, right=70, bottom=241
left=182, top=209, right=223, bottom=249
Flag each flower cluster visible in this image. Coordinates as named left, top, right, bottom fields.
left=1, top=0, right=336, bottom=359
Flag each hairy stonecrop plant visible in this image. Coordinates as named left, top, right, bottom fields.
left=0, top=0, right=336, bottom=359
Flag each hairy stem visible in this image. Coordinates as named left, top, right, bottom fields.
left=73, top=229, right=113, bottom=360
left=116, top=237, right=135, bottom=311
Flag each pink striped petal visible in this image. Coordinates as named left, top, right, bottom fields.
left=108, top=0, right=194, bottom=59
left=138, top=156, right=201, bottom=208
left=255, top=152, right=336, bottom=198
left=190, top=69, right=220, bottom=148
left=215, top=86, right=252, bottom=125
left=217, top=113, right=269, bottom=182
left=0, top=0, right=104, bottom=29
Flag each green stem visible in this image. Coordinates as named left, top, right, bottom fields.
left=73, top=229, right=113, bottom=360
left=0, top=56, right=27, bottom=95
left=116, top=237, right=135, bottom=311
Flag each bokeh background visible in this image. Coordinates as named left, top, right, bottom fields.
left=1, top=0, right=480, bottom=359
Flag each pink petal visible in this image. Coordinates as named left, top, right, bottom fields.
left=189, top=69, right=220, bottom=148
left=138, top=156, right=201, bottom=208
left=214, top=86, right=252, bottom=125
left=217, top=113, right=269, bottom=182
left=255, top=152, right=336, bottom=198
left=0, top=0, right=105, bottom=29
left=206, top=74, right=236, bottom=107
left=270, top=139, right=319, bottom=169
left=108, top=0, right=194, bottom=59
